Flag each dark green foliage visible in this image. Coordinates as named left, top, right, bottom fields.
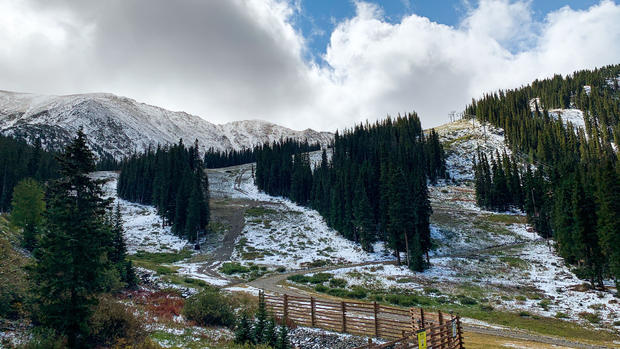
left=203, top=144, right=319, bottom=169
left=10, top=178, right=46, bottom=251
left=95, top=154, right=121, bottom=171
left=204, top=147, right=257, bottom=168
left=0, top=135, right=58, bottom=212
left=256, top=114, right=446, bottom=271
left=275, top=322, right=291, bottom=349
left=182, top=289, right=235, bottom=327
left=234, top=292, right=291, bottom=348
left=474, top=151, right=523, bottom=212
left=467, top=64, right=620, bottom=287
left=109, top=203, right=136, bottom=287
left=234, top=313, right=252, bottom=344
left=264, top=317, right=278, bottom=348
left=28, top=129, right=118, bottom=347
left=117, top=139, right=210, bottom=242
left=254, top=139, right=319, bottom=197
left=252, top=292, right=268, bottom=343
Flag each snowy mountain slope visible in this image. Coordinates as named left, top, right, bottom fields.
left=432, top=118, right=511, bottom=181
left=0, top=90, right=333, bottom=159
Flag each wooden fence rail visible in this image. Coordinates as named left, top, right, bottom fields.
left=262, top=291, right=464, bottom=348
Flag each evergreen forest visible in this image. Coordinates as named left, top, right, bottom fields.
left=468, top=64, right=620, bottom=288
left=117, top=140, right=210, bottom=242
left=255, top=113, right=447, bottom=271
left=0, top=136, right=59, bottom=212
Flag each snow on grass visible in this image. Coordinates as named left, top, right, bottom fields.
left=172, top=261, right=230, bottom=286
left=223, top=285, right=261, bottom=296
left=92, top=171, right=188, bottom=254
left=433, top=119, right=510, bottom=182
left=209, top=163, right=393, bottom=269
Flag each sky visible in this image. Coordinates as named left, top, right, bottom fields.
left=0, top=0, right=619, bottom=131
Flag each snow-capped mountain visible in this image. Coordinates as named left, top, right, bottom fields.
left=0, top=90, right=333, bottom=159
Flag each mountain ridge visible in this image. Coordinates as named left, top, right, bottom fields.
left=0, top=90, right=333, bottom=159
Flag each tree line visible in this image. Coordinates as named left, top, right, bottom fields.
left=466, top=64, right=620, bottom=288
left=203, top=142, right=321, bottom=169
left=0, top=136, right=59, bottom=212
left=117, top=140, right=210, bottom=242
left=255, top=113, right=447, bottom=271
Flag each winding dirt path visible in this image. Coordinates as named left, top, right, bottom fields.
left=242, top=254, right=612, bottom=349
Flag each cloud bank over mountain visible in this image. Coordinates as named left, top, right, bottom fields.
left=1, top=0, right=619, bottom=130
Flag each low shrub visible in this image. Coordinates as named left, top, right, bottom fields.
left=327, top=288, right=349, bottom=298
left=184, top=278, right=207, bottom=286
left=308, top=273, right=332, bottom=284
left=183, top=289, right=235, bottom=327
left=287, top=274, right=310, bottom=284
left=347, top=287, right=367, bottom=299
left=539, top=299, right=551, bottom=311
left=89, top=296, right=146, bottom=347
left=314, top=284, right=328, bottom=293
left=555, top=311, right=569, bottom=319
left=221, top=262, right=251, bottom=275
left=329, top=278, right=347, bottom=288
left=578, top=311, right=600, bottom=324
left=457, top=295, right=478, bottom=305
left=146, top=291, right=185, bottom=320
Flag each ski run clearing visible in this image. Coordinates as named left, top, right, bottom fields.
left=98, top=119, right=618, bottom=338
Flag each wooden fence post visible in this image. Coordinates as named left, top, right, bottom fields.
left=409, top=307, right=417, bottom=333
left=310, top=296, right=316, bottom=327
left=420, top=308, right=425, bottom=329
left=447, top=315, right=454, bottom=349
left=374, top=301, right=379, bottom=337
left=283, top=294, right=288, bottom=322
left=438, top=310, right=444, bottom=349
left=341, top=301, right=347, bottom=333
left=456, top=316, right=464, bottom=349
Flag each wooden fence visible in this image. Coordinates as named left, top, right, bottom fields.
left=262, top=291, right=464, bottom=348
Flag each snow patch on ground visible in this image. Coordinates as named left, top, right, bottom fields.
left=548, top=109, right=585, bottom=129
left=209, top=164, right=393, bottom=269
left=92, top=171, right=188, bottom=254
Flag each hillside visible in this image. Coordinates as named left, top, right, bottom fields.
left=0, top=90, right=333, bottom=159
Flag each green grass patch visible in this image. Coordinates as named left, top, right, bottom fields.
left=500, top=256, right=529, bottom=269
left=245, top=206, right=277, bottom=217
left=483, top=214, right=527, bottom=224
left=241, top=251, right=264, bottom=260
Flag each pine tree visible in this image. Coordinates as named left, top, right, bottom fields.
left=29, top=129, right=115, bottom=347
left=596, top=162, right=620, bottom=288
left=234, top=313, right=252, bottom=344
left=264, top=317, right=277, bottom=347
left=275, top=322, right=291, bottom=349
left=353, top=176, right=374, bottom=252
left=252, top=292, right=268, bottom=344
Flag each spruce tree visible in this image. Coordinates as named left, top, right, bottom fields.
left=234, top=313, right=252, bottom=344
left=252, top=291, right=268, bottom=344
left=29, top=129, right=114, bottom=347
left=275, top=322, right=291, bottom=349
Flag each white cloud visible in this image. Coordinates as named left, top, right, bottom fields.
left=0, top=0, right=618, bottom=131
